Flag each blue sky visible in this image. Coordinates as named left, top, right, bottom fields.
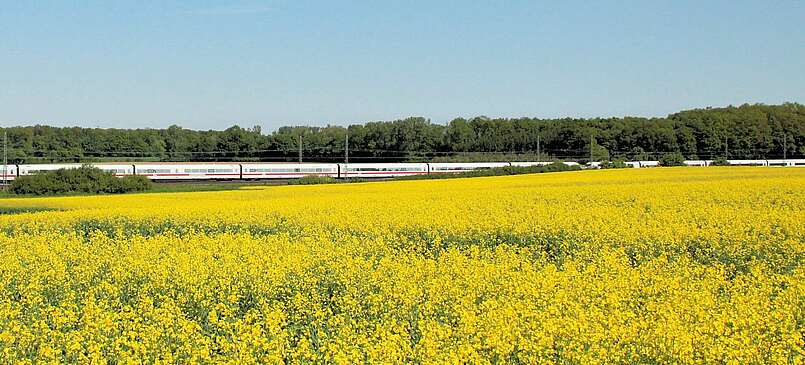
left=1, top=1, right=803, bottom=130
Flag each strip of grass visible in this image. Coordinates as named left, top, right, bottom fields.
left=286, top=176, right=368, bottom=185
left=0, top=206, right=59, bottom=214
left=0, top=181, right=263, bottom=198
left=147, top=181, right=282, bottom=194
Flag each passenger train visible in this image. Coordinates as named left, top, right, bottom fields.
left=0, top=159, right=802, bottom=181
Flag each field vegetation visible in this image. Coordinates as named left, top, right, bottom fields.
left=0, top=168, right=801, bottom=363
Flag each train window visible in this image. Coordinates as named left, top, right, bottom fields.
left=436, top=167, right=468, bottom=171
left=141, top=169, right=172, bottom=174
left=247, top=168, right=317, bottom=173
left=246, top=167, right=332, bottom=173
left=348, top=167, right=423, bottom=172
left=182, top=168, right=233, bottom=173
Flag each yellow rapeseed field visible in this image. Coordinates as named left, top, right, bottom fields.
left=0, top=167, right=802, bottom=363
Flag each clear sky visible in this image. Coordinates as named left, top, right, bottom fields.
left=1, top=1, right=803, bottom=131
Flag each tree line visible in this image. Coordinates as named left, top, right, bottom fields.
left=1, top=103, right=802, bottom=163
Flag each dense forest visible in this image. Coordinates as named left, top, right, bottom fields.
left=1, top=103, right=803, bottom=163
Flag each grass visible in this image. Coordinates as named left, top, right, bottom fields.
left=149, top=182, right=254, bottom=194
left=0, top=206, right=59, bottom=214
left=0, top=181, right=271, bottom=198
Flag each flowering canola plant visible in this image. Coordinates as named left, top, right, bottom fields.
left=0, top=167, right=802, bottom=363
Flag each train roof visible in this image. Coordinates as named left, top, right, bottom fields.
left=129, top=162, right=242, bottom=165
left=239, top=162, right=337, bottom=165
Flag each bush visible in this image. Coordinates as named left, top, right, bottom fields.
left=9, top=165, right=152, bottom=196
left=117, top=175, right=154, bottom=192
left=660, top=152, right=686, bottom=167
left=599, top=160, right=628, bottom=169
left=711, top=157, right=730, bottom=166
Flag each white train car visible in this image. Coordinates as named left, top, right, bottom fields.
left=789, top=159, right=805, bottom=167
left=638, top=161, right=660, bottom=168
left=18, top=163, right=82, bottom=175
left=624, top=161, right=641, bottom=168
left=0, top=165, right=17, bottom=181
left=92, top=163, right=136, bottom=176
left=767, top=159, right=805, bottom=167
left=241, top=163, right=338, bottom=179
left=683, top=160, right=708, bottom=167
left=134, top=163, right=241, bottom=180
left=509, top=161, right=553, bottom=167
left=428, top=162, right=510, bottom=174
left=338, top=163, right=428, bottom=178
left=727, top=159, right=767, bottom=166
left=17, top=163, right=135, bottom=176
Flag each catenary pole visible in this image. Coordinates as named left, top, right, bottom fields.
left=536, top=134, right=540, bottom=161
left=783, top=132, right=787, bottom=160
left=2, top=131, right=6, bottom=188
left=344, top=131, right=349, bottom=178
left=298, top=135, right=302, bottom=163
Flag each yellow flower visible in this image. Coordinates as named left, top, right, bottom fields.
left=0, top=167, right=800, bottom=363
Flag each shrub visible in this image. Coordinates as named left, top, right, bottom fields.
left=711, top=157, right=730, bottom=166
left=118, top=175, right=154, bottom=192
left=599, top=160, right=628, bottom=169
left=660, top=152, right=686, bottom=167
left=9, top=165, right=152, bottom=196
